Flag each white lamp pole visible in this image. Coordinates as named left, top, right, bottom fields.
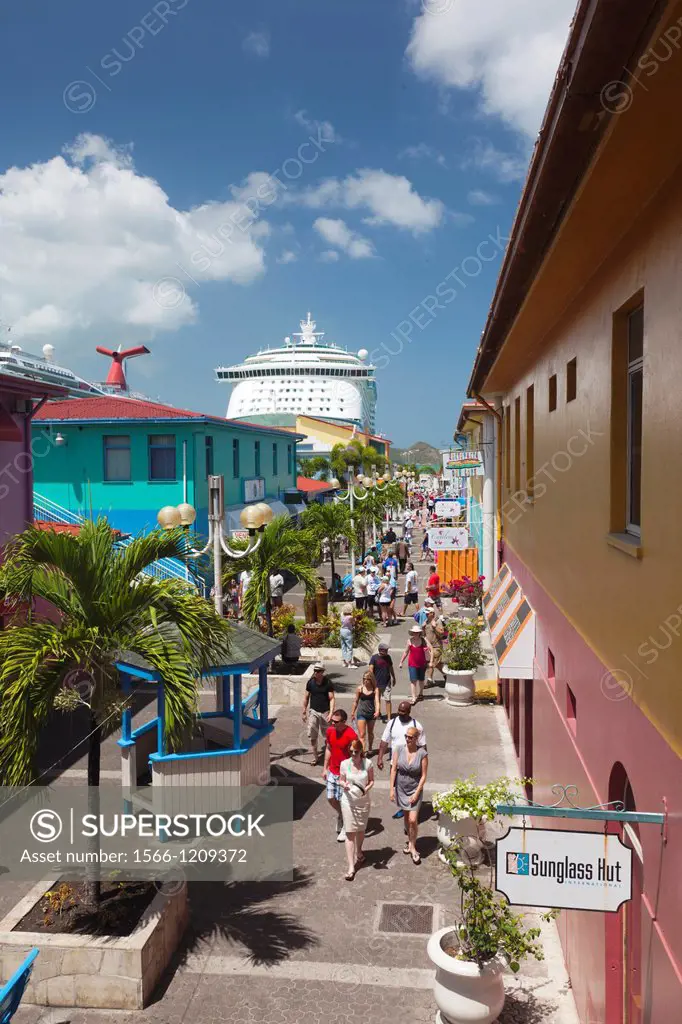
left=157, top=474, right=272, bottom=615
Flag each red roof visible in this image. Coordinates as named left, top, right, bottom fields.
left=33, top=396, right=301, bottom=437
left=297, top=477, right=337, bottom=493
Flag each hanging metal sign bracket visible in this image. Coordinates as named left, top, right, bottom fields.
left=496, top=785, right=667, bottom=838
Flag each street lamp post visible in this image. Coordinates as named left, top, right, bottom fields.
left=157, top=474, right=272, bottom=615
left=335, top=463, right=390, bottom=575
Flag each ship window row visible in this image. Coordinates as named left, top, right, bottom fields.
left=222, top=367, right=370, bottom=378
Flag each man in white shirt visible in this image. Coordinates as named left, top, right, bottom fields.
left=352, top=567, right=368, bottom=610
left=366, top=566, right=379, bottom=619
left=376, top=700, right=426, bottom=771
left=402, top=561, right=419, bottom=617
left=269, top=570, right=284, bottom=608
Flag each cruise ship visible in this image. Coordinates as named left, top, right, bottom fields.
left=215, top=313, right=377, bottom=432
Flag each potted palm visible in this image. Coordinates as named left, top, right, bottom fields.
left=443, top=622, right=486, bottom=706
left=432, top=776, right=529, bottom=868
left=428, top=855, right=555, bottom=1024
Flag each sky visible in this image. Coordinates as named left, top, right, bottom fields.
left=0, top=0, right=578, bottom=448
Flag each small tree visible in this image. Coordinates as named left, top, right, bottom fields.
left=299, top=502, right=354, bottom=588
left=444, top=622, right=487, bottom=673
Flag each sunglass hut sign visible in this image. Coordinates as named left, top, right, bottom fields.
left=496, top=828, right=632, bottom=912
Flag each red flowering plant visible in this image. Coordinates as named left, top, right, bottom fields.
left=447, top=575, right=485, bottom=609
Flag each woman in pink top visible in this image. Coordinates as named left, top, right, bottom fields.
left=399, top=625, right=433, bottom=706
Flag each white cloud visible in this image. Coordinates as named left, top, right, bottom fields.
left=276, top=250, right=298, bottom=264
left=319, top=250, right=340, bottom=263
left=464, top=140, right=528, bottom=183
left=294, top=110, right=340, bottom=144
left=295, top=169, right=445, bottom=234
left=406, top=0, right=577, bottom=137
left=399, top=143, right=446, bottom=167
left=467, top=188, right=499, bottom=206
left=313, top=218, right=375, bottom=260
left=242, top=31, right=270, bottom=58
left=0, top=134, right=269, bottom=345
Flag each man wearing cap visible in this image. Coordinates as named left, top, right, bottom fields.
left=369, top=641, right=397, bottom=720
left=424, top=607, right=447, bottom=687
left=302, top=663, right=335, bottom=764
left=414, top=597, right=435, bottom=627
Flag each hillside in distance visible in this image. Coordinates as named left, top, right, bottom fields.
left=391, top=441, right=441, bottom=469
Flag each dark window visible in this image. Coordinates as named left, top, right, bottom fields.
left=287, top=443, right=293, bottom=474
left=504, top=405, right=511, bottom=493
left=232, top=438, right=240, bottom=478
left=254, top=440, right=261, bottom=476
left=566, top=358, right=577, bottom=402
left=148, top=434, right=176, bottom=481
left=566, top=684, right=577, bottom=732
left=547, top=648, right=555, bottom=689
left=272, top=443, right=278, bottom=475
left=205, top=436, right=214, bottom=477
left=627, top=307, right=643, bottom=533
left=548, top=374, right=557, bottom=412
left=514, top=397, right=521, bottom=492
left=104, top=435, right=131, bottom=482
left=526, top=385, right=534, bottom=498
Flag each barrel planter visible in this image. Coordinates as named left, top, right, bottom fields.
left=427, top=927, right=505, bottom=1024
left=444, top=667, right=475, bottom=706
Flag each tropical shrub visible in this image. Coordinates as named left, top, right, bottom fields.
left=322, top=606, right=377, bottom=651
left=445, top=854, right=556, bottom=970
left=433, top=776, right=532, bottom=823
left=270, top=603, right=299, bottom=639
left=447, top=575, right=485, bottom=608
left=444, top=622, right=487, bottom=672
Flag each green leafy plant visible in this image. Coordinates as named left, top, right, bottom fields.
left=322, top=606, right=377, bottom=651
left=270, top=603, right=299, bottom=639
left=299, top=502, right=355, bottom=587
left=433, top=776, right=532, bottom=823
left=444, top=622, right=487, bottom=672
left=445, top=854, right=557, bottom=970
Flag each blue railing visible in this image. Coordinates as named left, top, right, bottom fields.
left=0, top=948, right=39, bottom=1023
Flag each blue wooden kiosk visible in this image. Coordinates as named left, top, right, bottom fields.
left=117, top=624, right=280, bottom=791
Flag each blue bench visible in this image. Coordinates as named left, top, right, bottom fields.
left=0, top=949, right=39, bottom=1023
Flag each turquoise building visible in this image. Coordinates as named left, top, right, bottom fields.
left=33, top=396, right=303, bottom=538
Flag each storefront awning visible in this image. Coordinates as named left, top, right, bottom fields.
left=483, top=564, right=536, bottom=680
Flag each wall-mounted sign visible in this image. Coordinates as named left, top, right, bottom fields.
left=443, top=450, right=484, bottom=477
left=496, top=827, right=632, bottom=912
left=244, top=478, right=265, bottom=502
left=229, top=530, right=250, bottom=542
left=428, top=527, right=469, bottom=551
left=434, top=499, right=465, bottom=518
left=487, top=579, right=520, bottom=632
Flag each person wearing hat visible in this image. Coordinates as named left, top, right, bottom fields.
left=424, top=607, right=448, bottom=687
left=352, top=566, right=368, bottom=611
left=399, top=624, right=433, bottom=705
left=414, top=597, right=434, bottom=628
left=302, top=663, right=335, bottom=764
left=369, top=641, right=397, bottom=720
left=366, top=566, right=379, bottom=620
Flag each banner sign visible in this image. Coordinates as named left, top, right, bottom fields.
left=229, top=530, right=250, bottom=541
left=244, top=478, right=265, bottom=502
left=496, top=827, right=632, bottom=912
left=434, top=499, right=465, bottom=518
left=443, top=450, right=484, bottom=477
left=428, top=527, right=469, bottom=551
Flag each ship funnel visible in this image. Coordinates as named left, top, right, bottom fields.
left=96, top=344, right=150, bottom=391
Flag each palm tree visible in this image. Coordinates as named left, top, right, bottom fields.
left=300, top=501, right=354, bottom=588
left=224, top=515, right=317, bottom=635
left=0, top=519, right=233, bottom=906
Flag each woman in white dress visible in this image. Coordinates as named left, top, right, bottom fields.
left=340, top=739, right=374, bottom=880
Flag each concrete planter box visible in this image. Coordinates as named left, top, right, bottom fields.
left=301, top=640, right=379, bottom=665
left=0, top=878, right=188, bottom=1010
left=243, top=662, right=315, bottom=707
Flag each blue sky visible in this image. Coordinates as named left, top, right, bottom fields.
left=0, top=0, right=576, bottom=447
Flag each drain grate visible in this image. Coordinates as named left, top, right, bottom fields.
left=376, top=902, right=435, bottom=935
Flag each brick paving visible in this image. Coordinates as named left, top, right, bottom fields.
left=8, top=526, right=578, bottom=1024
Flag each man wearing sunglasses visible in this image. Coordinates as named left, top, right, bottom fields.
left=323, top=708, right=358, bottom=842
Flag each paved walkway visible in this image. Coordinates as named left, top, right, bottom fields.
left=10, top=526, right=578, bottom=1024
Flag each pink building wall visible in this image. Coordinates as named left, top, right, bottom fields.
left=504, top=545, right=682, bottom=1024
left=0, top=408, right=34, bottom=550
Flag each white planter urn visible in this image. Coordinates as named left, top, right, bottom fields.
left=427, top=926, right=505, bottom=1024
left=436, top=812, right=484, bottom=867
left=444, top=667, right=475, bottom=706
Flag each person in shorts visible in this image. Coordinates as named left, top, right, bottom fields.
left=423, top=607, right=447, bottom=686
left=426, top=564, right=442, bottom=609
left=369, top=641, right=396, bottom=720
left=323, top=709, right=358, bottom=842
left=365, top=566, right=379, bottom=618
left=402, top=561, right=419, bottom=616
left=302, top=663, right=335, bottom=764
left=352, top=567, right=368, bottom=610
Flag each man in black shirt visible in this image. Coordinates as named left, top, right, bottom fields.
left=383, top=527, right=397, bottom=545
left=302, top=662, right=335, bottom=764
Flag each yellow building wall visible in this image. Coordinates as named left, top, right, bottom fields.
left=491, top=51, right=682, bottom=754
left=296, top=416, right=389, bottom=459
